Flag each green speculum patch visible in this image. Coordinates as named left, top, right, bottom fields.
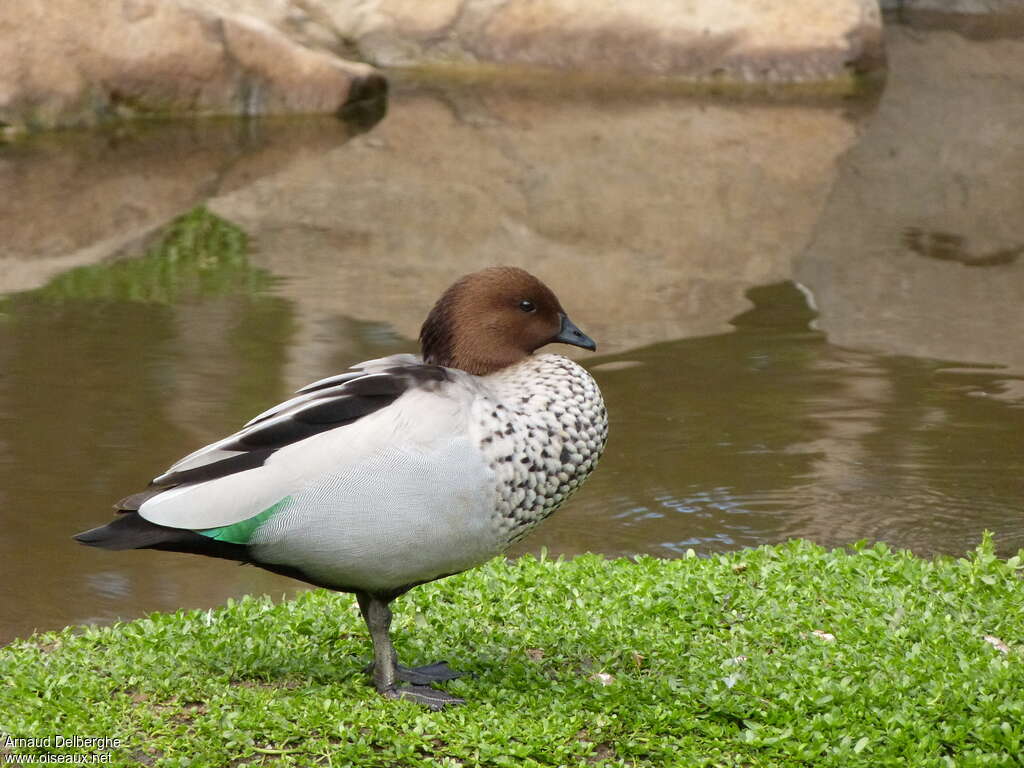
left=199, top=497, right=291, bottom=545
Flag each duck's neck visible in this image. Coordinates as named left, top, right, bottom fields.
left=420, top=308, right=530, bottom=375
left=440, top=348, right=529, bottom=377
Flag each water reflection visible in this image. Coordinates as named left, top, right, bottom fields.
left=0, top=111, right=384, bottom=294
left=0, top=286, right=304, bottom=643
left=795, top=21, right=1024, bottom=377
left=519, top=282, right=1024, bottom=561
left=4, top=265, right=1021, bottom=645
left=202, top=79, right=866, bottom=375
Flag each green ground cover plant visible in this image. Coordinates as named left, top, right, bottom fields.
left=1, top=538, right=1022, bottom=767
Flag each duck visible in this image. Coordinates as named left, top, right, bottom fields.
left=74, top=266, right=608, bottom=709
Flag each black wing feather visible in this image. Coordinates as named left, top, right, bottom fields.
left=292, top=393, right=396, bottom=426
left=151, top=447, right=276, bottom=487
left=138, top=363, right=452, bottom=496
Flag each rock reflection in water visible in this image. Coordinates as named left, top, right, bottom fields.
left=795, top=23, right=1024, bottom=378
left=520, top=282, right=1024, bottom=562
left=204, top=81, right=864, bottom=389
left=0, top=106, right=385, bottom=293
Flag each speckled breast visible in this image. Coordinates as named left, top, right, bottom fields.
left=473, top=354, right=608, bottom=547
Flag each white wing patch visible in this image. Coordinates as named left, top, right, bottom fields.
left=138, top=381, right=476, bottom=532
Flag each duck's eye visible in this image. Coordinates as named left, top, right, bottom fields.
left=518, top=299, right=536, bottom=313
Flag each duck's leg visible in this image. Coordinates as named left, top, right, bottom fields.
left=355, top=591, right=465, bottom=710
left=355, top=592, right=465, bottom=684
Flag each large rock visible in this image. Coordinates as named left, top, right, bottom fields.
left=201, top=0, right=885, bottom=87
left=880, top=0, right=1024, bottom=12
left=880, top=0, right=1024, bottom=37
left=0, top=0, right=382, bottom=131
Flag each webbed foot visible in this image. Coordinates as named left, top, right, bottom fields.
left=397, top=661, right=464, bottom=684
left=363, top=660, right=465, bottom=684
left=382, top=684, right=465, bottom=710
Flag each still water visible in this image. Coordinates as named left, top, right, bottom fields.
left=1, top=20, right=1022, bottom=644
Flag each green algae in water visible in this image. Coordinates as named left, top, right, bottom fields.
left=27, top=207, right=271, bottom=304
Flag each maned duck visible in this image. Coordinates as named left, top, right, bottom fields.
left=75, top=266, right=608, bottom=709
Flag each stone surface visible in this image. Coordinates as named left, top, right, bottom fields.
left=472, top=0, right=882, bottom=81
left=0, top=0, right=381, bottom=131
left=882, top=0, right=1024, bottom=38
left=881, top=0, right=1024, bottom=12
left=198, top=0, right=885, bottom=86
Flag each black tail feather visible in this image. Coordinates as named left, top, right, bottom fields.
left=113, top=487, right=170, bottom=512
left=73, top=512, right=338, bottom=590
left=74, top=512, right=245, bottom=558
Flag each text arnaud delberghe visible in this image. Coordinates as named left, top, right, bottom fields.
left=3, top=735, right=122, bottom=750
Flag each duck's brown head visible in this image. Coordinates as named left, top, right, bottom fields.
left=419, top=266, right=597, bottom=375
